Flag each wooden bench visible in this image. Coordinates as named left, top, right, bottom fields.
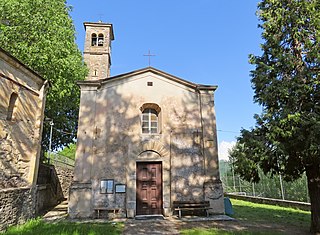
left=173, top=201, right=212, bottom=218
left=94, top=207, right=120, bottom=219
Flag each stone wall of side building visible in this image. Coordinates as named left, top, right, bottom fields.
left=0, top=48, right=48, bottom=188
left=0, top=187, right=35, bottom=232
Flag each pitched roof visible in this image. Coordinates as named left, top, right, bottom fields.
left=78, top=67, right=217, bottom=91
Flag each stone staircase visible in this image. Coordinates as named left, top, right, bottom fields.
left=42, top=200, right=68, bottom=222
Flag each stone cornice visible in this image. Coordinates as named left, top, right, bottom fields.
left=83, top=22, right=114, bottom=40
left=77, top=67, right=218, bottom=92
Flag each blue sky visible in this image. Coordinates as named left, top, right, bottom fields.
left=67, top=0, right=263, bottom=160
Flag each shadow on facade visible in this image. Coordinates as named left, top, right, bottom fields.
left=69, top=78, right=224, bottom=219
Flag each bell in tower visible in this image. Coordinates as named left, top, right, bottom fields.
left=83, top=22, right=114, bottom=80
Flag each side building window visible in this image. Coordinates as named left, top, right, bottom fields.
left=91, top=33, right=97, bottom=46
left=7, top=92, right=18, bottom=121
left=140, top=103, right=161, bottom=134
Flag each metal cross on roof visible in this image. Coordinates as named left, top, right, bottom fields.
left=143, top=50, right=156, bottom=67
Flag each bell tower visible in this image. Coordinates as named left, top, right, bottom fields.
left=83, top=22, right=114, bottom=80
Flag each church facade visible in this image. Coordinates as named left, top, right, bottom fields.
left=69, top=22, right=224, bottom=218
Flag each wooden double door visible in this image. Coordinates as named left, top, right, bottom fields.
left=136, top=162, right=163, bottom=215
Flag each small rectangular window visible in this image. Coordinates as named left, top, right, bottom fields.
left=100, top=179, right=114, bottom=194
left=147, top=82, right=153, bottom=86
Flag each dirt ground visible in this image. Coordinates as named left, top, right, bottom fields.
left=121, top=216, right=311, bottom=235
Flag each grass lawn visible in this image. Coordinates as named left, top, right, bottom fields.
left=2, top=219, right=123, bottom=235
left=232, top=198, right=310, bottom=227
left=181, top=199, right=311, bottom=235
left=2, top=199, right=311, bottom=235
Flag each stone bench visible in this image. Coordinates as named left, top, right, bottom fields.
left=173, top=201, right=212, bottom=218
left=94, top=207, right=120, bottom=219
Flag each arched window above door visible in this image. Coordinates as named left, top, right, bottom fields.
left=140, top=103, right=161, bottom=134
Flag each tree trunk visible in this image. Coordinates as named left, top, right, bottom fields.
left=306, top=163, right=320, bottom=234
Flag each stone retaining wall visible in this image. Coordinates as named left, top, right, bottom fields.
left=0, top=184, right=65, bottom=232
left=0, top=164, right=69, bottom=232
left=226, top=193, right=311, bottom=211
left=37, top=164, right=65, bottom=207
left=55, top=166, right=73, bottom=199
left=0, top=187, right=35, bottom=232
left=35, top=184, right=63, bottom=215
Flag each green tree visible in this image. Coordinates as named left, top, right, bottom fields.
left=230, top=0, right=320, bottom=232
left=0, top=0, right=87, bottom=151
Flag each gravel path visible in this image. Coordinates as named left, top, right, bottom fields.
left=42, top=201, right=241, bottom=235
left=123, top=219, right=180, bottom=235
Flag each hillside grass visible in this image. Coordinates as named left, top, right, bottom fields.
left=232, top=198, right=310, bottom=227
left=181, top=199, right=310, bottom=235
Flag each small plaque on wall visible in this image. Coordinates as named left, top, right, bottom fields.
left=115, top=184, right=126, bottom=193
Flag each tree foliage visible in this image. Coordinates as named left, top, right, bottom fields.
left=0, top=0, right=87, bottom=151
left=230, top=0, right=320, bottom=232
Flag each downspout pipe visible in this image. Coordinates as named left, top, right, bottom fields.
left=196, top=86, right=206, bottom=175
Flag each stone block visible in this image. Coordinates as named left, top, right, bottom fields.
left=204, top=180, right=225, bottom=215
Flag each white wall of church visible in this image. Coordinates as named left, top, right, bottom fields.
left=69, top=70, right=224, bottom=218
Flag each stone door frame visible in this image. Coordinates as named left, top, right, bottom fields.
left=126, top=141, right=171, bottom=218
